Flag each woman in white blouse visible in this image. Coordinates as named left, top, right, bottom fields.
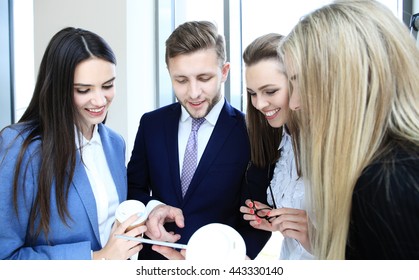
left=240, top=33, right=312, bottom=259
left=0, top=27, right=145, bottom=259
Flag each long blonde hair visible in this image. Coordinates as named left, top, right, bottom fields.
left=279, top=0, right=419, bottom=259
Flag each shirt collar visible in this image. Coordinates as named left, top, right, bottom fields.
left=75, top=124, right=101, bottom=149
left=278, top=125, right=291, bottom=150
left=180, top=97, right=225, bottom=126
left=89, top=125, right=101, bottom=145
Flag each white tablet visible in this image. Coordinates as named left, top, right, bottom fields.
left=115, top=235, right=187, bottom=250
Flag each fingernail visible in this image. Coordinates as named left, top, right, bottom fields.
left=249, top=209, right=254, bottom=214
left=267, top=211, right=271, bottom=216
left=248, top=202, right=253, bottom=208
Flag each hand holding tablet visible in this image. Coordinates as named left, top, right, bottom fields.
left=116, top=223, right=247, bottom=260
left=115, top=235, right=187, bottom=249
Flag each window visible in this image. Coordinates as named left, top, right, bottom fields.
left=0, top=0, right=13, bottom=128
left=12, top=0, right=34, bottom=122
left=156, top=0, right=225, bottom=108
left=240, top=0, right=334, bottom=111
left=1, top=0, right=34, bottom=127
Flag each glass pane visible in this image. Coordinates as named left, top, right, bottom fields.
left=242, top=0, right=333, bottom=47
left=240, top=0, right=402, bottom=112
left=241, top=0, right=334, bottom=111
left=12, top=0, right=35, bottom=122
left=0, top=0, right=13, bottom=128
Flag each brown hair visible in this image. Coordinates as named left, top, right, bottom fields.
left=165, top=21, right=226, bottom=66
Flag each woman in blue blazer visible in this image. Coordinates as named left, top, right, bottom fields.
left=0, top=27, right=144, bottom=259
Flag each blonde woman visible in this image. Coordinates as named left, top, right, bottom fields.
left=278, top=0, right=419, bottom=259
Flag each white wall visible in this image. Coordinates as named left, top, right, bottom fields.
left=33, top=0, right=156, bottom=163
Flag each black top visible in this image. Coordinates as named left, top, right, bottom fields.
left=240, top=161, right=275, bottom=256
left=346, top=143, right=419, bottom=259
left=241, top=161, right=275, bottom=206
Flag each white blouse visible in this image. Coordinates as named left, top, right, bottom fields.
left=267, top=129, right=313, bottom=260
left=76, top=126, right=119, bottom=247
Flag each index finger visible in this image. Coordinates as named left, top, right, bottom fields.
left=117, top=213, right=142, bottom=233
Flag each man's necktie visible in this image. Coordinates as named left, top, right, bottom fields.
left=181, top=118, right=205, bottom=197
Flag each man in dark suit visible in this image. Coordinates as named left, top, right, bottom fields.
left=127, top=21, right=270, bottom=260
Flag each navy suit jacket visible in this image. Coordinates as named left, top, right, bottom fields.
left=0, top=123, right=127, bottom=259
left=127, top=100, right=270, bottom=259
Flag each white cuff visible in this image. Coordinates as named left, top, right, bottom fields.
left=146, top=200, right=165, bottom=216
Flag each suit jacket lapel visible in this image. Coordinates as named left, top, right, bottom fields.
left=165, top=104, right=184, bottom=202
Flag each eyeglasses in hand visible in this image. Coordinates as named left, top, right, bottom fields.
left=249, top=199, right=280, bottom=223
left=245, top=161, right=280, bottom=223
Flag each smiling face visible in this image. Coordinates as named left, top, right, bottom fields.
left=73, top=57, right=116, bottom=139
left=246, top=59, right=290, bottom=128
left=168, top=48, right=230, bottom=119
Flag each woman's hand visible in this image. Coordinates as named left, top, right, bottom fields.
left=240, top=199, right=275, bottom=230
left=240, top=199, right=311, bottom=252
left=93, top=213, right=146, bottom=260
left=268, top=207, right=311, bottom=252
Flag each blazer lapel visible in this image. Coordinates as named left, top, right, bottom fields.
left=71, top=154, right=101, bottom=244
left=99, top=124, right=126, bottom=202
left=165, top=104, right=184, bottom=202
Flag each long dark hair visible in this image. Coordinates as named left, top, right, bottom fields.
left=243, top=33, right=284, bottom=168
left=12, top=27, right=116, bottom=239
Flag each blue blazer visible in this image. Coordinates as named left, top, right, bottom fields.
left=0, top=123, right=127, bottom=259
left=127, top=100, right=270, bottom=259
